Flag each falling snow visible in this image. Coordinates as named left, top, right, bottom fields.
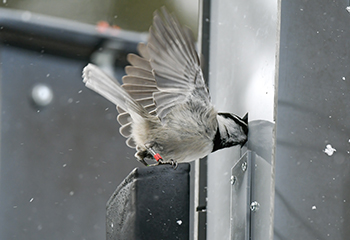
left=324, top=144, right=336, bottom=156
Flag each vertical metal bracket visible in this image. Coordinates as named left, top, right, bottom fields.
left=230, top=151, right=252, bottom=240
left=230, top=150, right=273, bottom=240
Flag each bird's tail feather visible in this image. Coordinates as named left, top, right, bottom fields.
left=82, top=64, right=147, bottom=118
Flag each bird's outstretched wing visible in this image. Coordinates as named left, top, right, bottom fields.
left=120, top=7, right=210, bottom=122
left=149, top=7, right=210, bottom=119
left=116, top=7, right=210, bottom=149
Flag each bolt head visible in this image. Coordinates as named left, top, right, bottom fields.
left=230, top=175, right=237, bottom=185
left=250, top=201, right=260, bottom=212
left=241, top=162, right=247, bottom=171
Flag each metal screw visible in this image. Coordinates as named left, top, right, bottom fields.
left=241, top=162, right=247, bottom=172
left=250, top=201, right=260, bottom=212
left=230, top=175, right=237, bottom=185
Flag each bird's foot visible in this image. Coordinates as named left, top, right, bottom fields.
left=140, top=142, right=178, bottom=169
left=146, top=158, right=178, bottom=169
left=154, top=159, right=178, bottom=169
left=138, top=158, right=149, bottom=166
left=168, top=159, right=178, bottom=169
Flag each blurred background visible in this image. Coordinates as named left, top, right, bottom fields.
left=0, top=1, right=198, bottom=239
left=1, top=0, right=198, bottom=33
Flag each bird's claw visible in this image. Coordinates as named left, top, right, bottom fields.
left=147, top=159, right=178, bottom=169
left=169, top=159, right=178, bottom=169
left=161, top=159, right=178, bottom=169
left=138, top=159, right=149, bottom=166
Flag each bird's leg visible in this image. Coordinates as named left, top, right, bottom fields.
left=144, top=142, right=178, bottom=169
left=145, top=142, right=164, bottom=165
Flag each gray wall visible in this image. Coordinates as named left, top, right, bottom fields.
left=0, top=44, right=140, bottom=240
left=0, top=10, right=142, bottom=240
left=274, top=0, right=350, bottom=239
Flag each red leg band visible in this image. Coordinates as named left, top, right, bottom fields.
left=153, top=153, right=163, bottom=162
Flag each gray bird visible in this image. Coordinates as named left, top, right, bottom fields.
left=82, top=7, right=248, bottom=167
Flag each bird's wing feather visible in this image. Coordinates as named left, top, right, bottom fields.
left=148, top=7, right=210, bottom=120
left=114, top=42, right=158, bottom=148
left=120, top=43, right=158, bottom=115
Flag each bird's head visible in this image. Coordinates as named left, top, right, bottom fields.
left=212, top=112, right=248, bottom=152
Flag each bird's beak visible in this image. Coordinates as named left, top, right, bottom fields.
left=242, top=113, right=248, bottom=124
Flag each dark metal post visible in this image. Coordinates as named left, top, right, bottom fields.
left=106, top=164, right=191, bottom=240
